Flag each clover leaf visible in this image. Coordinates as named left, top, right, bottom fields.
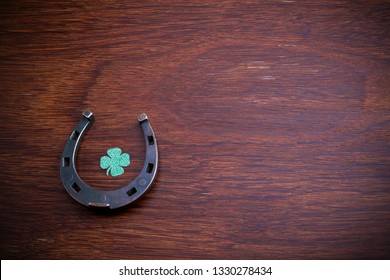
left=100, top=147, right=130, bottom=177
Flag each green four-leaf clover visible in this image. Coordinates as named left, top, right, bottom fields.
left=100, top=148, right=130, bottom=177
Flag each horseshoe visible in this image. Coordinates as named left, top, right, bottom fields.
left=60, top=111, right=158, bottom=210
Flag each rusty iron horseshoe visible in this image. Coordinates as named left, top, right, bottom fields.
left=60, top=111, right=158, bottom=210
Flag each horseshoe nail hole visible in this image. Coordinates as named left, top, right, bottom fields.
left=126, top=187, right=137, bottom=197
left=147, top=135, right=154, bottom=145
left=62, top=157, right=70, bottom=167
left=71, top=182, right=81, bottom=193
left=146, top=163, right=154, bottom=174
left=70, top=130, right=80, bottom=141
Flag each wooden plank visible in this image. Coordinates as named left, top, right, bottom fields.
left=0, top=0, right=389, bottom=259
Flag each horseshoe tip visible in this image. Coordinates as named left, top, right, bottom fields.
left=82, top=110, right=94, bottom=120
left=137, top=113, right=148, bottom=123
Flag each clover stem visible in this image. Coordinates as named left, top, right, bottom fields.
left=106, top=166, right=111, bottom=176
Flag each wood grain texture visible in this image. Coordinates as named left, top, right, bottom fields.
left=0, top=0, right=389, bottom=259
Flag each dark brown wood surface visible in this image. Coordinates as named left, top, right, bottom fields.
left=0, top=0, right=389, bottom=259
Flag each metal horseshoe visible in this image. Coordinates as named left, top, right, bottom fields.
left=60, top=111, right=158, bottom=210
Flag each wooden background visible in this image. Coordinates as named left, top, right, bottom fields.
left=0, top=0, right=389, bottom=259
